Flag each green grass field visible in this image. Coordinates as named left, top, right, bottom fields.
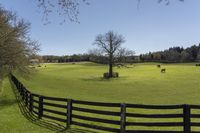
left=21, top=62, right=200, bottom=104
left=0, top=78, right=52, bottom=133
left=2, top=62, right=200, bottom=132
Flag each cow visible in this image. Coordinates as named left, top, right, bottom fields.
left=161, top=68, right=166, bottom=73
left=157, top=65, right=161, bottom=68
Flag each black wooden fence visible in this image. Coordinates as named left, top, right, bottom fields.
left=11, top=75, right=200, bottom=133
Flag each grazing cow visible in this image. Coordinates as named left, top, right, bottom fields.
left=196, top=64, right=200, bottom=66
left=157, top=65, right=161, bottom=68
left=161, top=68, right=166, bottom=73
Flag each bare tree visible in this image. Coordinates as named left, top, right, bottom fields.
left=157, top=0, right=184, bottom=5
left=34, top=0, right=183, bottom=23
left=116, top=47, right=135, bottom=63
left=94, top=31, right=125, bottom=78
left=88, top=48, right=103, bottom=57
left=35, top=0, right=89, bottom=24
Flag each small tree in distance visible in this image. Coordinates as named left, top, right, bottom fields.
left=93, top=31, right=125, bottom=78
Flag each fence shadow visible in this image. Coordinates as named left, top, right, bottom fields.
left=0, top=99, right=17, bottom=110
left=9, top=78, right=96, bottom=133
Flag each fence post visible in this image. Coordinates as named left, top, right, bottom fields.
left=25, top=91, right=28, bottom=106
left=183, top=104, right=191, bottom=133
left=120, top=103, right=126, bottom=133
left=21, top=86, right=23, bottom=99
left=19, top=83, right=21, bottom=92
left=17, top=81, right=20, bottom=90
left=24, top=90, right=28, bottom=105
left=22, top=86, right=26, bottom=100
left=23, top=89, right=26, bottom=102
left=38, top=96, right=43, bottom=119
left=18, top=83, right=21, bottom=94
left=20, top=85, right=23, bottom=95
left=67, top=99, right=72, bottom=128
left=20, top=83, right=22, bottom=94
left=29, top=94, right=33, bottom=112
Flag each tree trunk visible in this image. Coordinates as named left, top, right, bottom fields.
left=109, top=53, right=113, bottom=77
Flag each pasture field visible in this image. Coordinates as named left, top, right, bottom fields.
left=2, top=62, right=200, bottom=132
left=20, top=62, right=200, bottom=105
left=18, top=62, right=200, bottom=132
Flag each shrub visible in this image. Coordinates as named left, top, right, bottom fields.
left=103, top=72, right=119, bottom=78
left=103, top=73, right=109, bottom=78
left=113, top=72, right=119, bottom=77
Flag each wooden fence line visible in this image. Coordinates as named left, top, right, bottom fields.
left=11, top=75, right=200, bottom=133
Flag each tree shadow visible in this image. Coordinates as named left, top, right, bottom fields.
left=9, top=78, right=97, bottom=133
left=79, top=62, right=105, bottom=67
left=80, top=77, right=112, bottom=82
left=0, top=99, right=17, bottom=110
left=80, top=76, right=129, bottom=82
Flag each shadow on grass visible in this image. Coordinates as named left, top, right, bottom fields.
left=80, top=76, right=129, bottom=82
left=0, top=99, right=17, bottom=110
left=9, top=78, right=97, bottom=133
left=78, top=62, right=105, bottom=67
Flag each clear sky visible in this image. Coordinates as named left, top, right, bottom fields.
left=1, top=0, right=200, bottom=55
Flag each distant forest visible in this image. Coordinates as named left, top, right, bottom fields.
left=140, top=44, right=200, bottom=63
left=40, top=44, right=200, bottom=63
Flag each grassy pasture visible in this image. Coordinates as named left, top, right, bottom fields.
left=17, top=62, right=200, bottom=132
left=21, top=62, right=200, bottom=105
left=2, top=62, right=200, bottom=132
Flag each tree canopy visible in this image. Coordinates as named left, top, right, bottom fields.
left=0, top=6, right=39, bottom=81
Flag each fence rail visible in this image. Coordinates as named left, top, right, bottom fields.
left=11, top=75, right=200, bottom=133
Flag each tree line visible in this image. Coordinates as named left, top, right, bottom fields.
left=41, top=44, right=200, bottom=64
left=41, top=54, right=138, bottom=64
left=42, top=54, right=90, bottom=63
left=41, top=54, right=138, bottom=63
left=140, top=44, right=200, bottom=63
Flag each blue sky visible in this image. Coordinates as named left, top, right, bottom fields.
left=1, top=0, right=200, bottom=55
